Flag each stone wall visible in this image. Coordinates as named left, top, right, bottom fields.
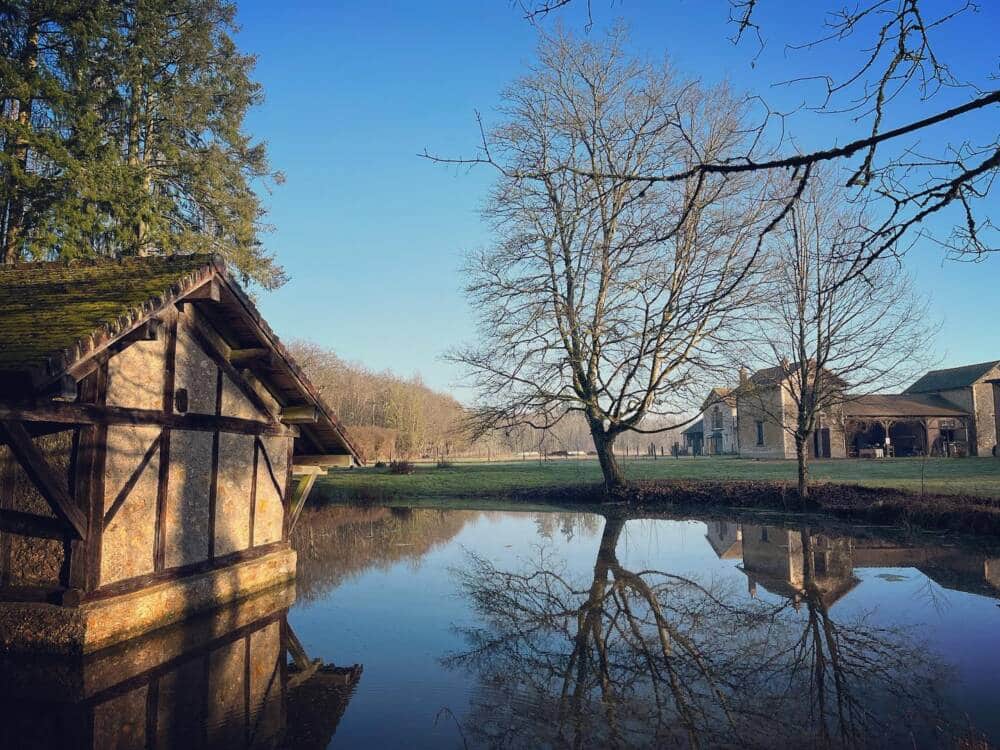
left=98, top=315, right=291, bottom=588
left=101, top=424, right=161, bottom=585
left=737, top=387, right=793, bottom=459
left=106, top=338, right=166, bottom=410
left=699, top=404, right=739, bottom=454
left=972, top=381, right=998, bottom=456
left=0, top=430, right=74, bottom=587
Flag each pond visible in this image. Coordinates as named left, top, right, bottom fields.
left=2, top=502, right=1000, bottom=749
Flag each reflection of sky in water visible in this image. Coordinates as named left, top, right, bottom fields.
left=289, top=510, right=1000, bottom=749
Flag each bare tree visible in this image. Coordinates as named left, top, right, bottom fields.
left=737, top=174, right=936, bottom=497
left=440, top=28, right=771, bottom=490
left=506, top=1, right=999, bottom=281
left=446, top=514, right=949, bottom=747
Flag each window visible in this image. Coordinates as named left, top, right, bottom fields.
left=755, top=420, right=765, bottom=446
left=712, top=406, right=723, bottom=430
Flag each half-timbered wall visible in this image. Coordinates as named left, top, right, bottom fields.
left=0, top=430, right=74, bottom=587
left=95, top=305, right=293, bottom=591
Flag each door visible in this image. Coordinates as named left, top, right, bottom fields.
left=813, top=428, right=831, bottom=458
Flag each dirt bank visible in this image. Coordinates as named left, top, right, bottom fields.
left=514, top=480, right=1000, bottom=537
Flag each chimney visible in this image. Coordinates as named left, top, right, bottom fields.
left=739, top=367, right=749, bottom=386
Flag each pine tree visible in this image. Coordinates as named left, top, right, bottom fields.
left=0, top=0, right=284, bottom=289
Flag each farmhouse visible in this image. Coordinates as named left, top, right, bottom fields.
left=734, top=365, right=848, bottom=460
left=0, top=255, right=360, bottom=654
left=698, top=388, right=738, bottom=455
left=714, top=359, right=1000, bottom=460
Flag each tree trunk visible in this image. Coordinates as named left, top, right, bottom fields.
left=795, top=433, right=809, bottom=499
left=590, top=424, right=626, bottom=493
left=2, top=26, right=38, bottom=264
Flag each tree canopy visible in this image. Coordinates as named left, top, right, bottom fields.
left=0, top=0, right=283, bottom=288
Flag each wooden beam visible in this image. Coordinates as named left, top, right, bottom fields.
left=182, top=278, right=221, bottom=303
left=292, top=453, right=353, bottom=468
left=228, top=348, right=276, bottom=368
left=291, top=465, right=325, bottom=476
left=178, top=313, right=277, bottom=419
left=279, top=404, right=319, bottom=424
left=286, top=473, right=318, bottom=534
left=0, top=508, right=70, bottom=540
left=103, top=430, right=161, bottom=527
left=0, top=401, right=297, bottom=438
left=0, top=420, right=87, bottom=539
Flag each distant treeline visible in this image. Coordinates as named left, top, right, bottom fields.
left=289, top=341, right=472, bottom=461
left=290, top=341, right=686, bottom=462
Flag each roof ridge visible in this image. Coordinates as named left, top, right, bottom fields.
left=0, top=251, right=220, bottom=272
left=924, top=359, right=1000, bottom=374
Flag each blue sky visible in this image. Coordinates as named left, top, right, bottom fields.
left=235, top=1, right=999, bottom=397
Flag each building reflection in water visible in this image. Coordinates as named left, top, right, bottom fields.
left=706, top=520, right=1000, bottom=605
left=0, top=583, right=361, bottom=750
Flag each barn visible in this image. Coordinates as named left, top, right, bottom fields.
left=0, top=254, right=360, bottom=653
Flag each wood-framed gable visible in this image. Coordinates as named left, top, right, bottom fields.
left=0, top=255, right=360, bottom=604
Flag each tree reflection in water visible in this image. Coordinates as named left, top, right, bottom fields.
left=447, top=515, right=950, bottom=749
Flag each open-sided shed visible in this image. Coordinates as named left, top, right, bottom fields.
left=0, top=254, right=360, bottom=653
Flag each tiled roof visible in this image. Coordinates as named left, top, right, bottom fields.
left=749, top=362, right=847, bottom=389
left=843, top=394, right=969, bottom=419
left=904, top=361, right=1000, bottom=394
left=0, top=254, right=217, bottom=377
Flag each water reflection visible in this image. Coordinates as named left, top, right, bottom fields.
left=5, top=505, right=997, bottom=749
left=0, top=584, right=362, bottom=750
left=446, top=514, right=1000, bottom=749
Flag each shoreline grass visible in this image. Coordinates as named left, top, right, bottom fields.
left=316, top=456, right=1000, bottom=501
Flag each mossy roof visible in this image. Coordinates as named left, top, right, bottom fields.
left=0, top=254, right=218, bottom=376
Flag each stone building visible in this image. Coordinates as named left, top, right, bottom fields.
left=902, top=361, right=1000, bottom=457
left=697, top=388, right=739, bottom=455
left=734, top=365, right=848, bottom=460
left=723, top=359, right=1000, bottom=459
left=0, top=255, right=360, bottom=653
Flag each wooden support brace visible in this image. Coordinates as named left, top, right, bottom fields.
left=292, top=453, right=353, bottom=468
left=0, top=420, right=87, bottom=539
left=287, top=471, right=320, bottom=533
left=183, top=278, right=221, bottom=303
left=229, top=348, right=277, bottom=368
left=279, top=404, right=319, bottom=424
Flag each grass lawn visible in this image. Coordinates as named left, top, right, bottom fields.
left=315, top=455, right=1000, bottom=500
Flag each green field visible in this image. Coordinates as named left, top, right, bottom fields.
left=315, top=455, right=1000, bottom=500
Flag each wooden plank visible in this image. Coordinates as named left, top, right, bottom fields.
left=229, top=348, right=276, bottom=367
left=162, top=309, right=178, bottom=415
left=182, top=277, right=221, bottom=303
left=0, top=507, right=77, bottom=540
left=292, top=453, right=353, bottom=468
left=282, top=437, right=294, bottom=541
left=72, top=368, right=106, bottom=592
left=249, top=438, right=259, bottom=548
left=278, top=405, right=319, bottom=424
left=179, top=311, right=277, bottom=420
left=291, top=465, right=324, bottom=476
left=154, top=428, right=171, bottom=571
left=0, top=420, right=87, bottom=538
left=82, top=541, right=287, bottom=603
left=103, top=429, right=161, bottom=527
left=0, top=402, right=297, bottom=437
left=255, top=436, right=284, bottom=497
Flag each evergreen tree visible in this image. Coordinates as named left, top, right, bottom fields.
left=0, top=0, right=284, bottom=289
